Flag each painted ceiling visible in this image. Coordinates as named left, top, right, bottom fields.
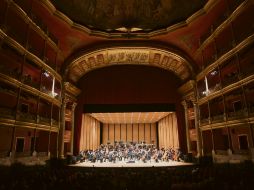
left=51, top=0, right=207, bottom=32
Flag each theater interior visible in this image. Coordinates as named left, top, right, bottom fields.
left=0, top=0, right=254, bottom=189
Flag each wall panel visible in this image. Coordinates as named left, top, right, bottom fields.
left=151, top=123, right=157, bottom=146
left=144, top=124, right=151, bottom=144
left=133, top=124, right=139, bottom=143
left=109, top=124, right=115, bottom=144
left=158, top=113, right=179, bottom=148
left=115, top=124, right=121, bottom=142
left=127, top=124, right=132, bottom=142
left=139, top=124, right=145, bottom=142
left=102, top=124, right=109, bottom=144
left=102, top=122, right=157, bottom=145
left=121, top=124, right=127, bottom=142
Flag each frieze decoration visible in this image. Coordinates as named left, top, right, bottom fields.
left=68, top=47, right=192, bottom=82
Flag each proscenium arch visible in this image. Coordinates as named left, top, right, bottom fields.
left=66, top=46, right=194, bottom=83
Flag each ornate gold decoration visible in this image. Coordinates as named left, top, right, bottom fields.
left=64, top=82, right=81, bottom=97
left=67, top=47, right=192, bottom=82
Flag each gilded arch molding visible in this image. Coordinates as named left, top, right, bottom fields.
left=67, top=47, right=194, bottom=83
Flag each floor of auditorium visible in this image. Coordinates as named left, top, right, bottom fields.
left=71, top=160, right=193, bottom=168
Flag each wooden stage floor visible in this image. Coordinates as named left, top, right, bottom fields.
left=71, top=160, right=193, bottom=168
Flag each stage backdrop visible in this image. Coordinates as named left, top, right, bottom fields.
left=102, top=123, right=157, bottom=146
left=158, top=113, right=179, bottom=149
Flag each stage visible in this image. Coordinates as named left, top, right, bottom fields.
left=71, top=160, right=193, bottom=168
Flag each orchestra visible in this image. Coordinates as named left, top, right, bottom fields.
left=77, top=142, right=183, bottom=164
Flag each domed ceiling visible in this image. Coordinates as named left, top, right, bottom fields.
left=51, top=0, right=207, bottom=33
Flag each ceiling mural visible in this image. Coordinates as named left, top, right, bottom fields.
left=67, top=47, right=193, bottom=83
left=51, top=0, right=207, bottom=32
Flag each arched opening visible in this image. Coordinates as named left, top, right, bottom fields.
left=74, top=65, right=186, bottom=154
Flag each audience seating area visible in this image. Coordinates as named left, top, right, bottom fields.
left=0, top=159, right=253, bottom=190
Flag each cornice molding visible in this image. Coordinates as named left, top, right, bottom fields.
left=195, top=0, right=249, bottom=58
left=67, top=46, right=193, bottom=83
left=196, top=32, right=254, bottom=81
left=39, top=0, right=218, bottom=39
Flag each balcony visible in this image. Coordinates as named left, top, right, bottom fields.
left=212, top=13, right=228, bottom=31
left=227, top=109, right=248, bottom=120
left=208, top=83, right=222, bottom=94
left=229, top=0, right=245, bottom=13
left=17, top=112, right=37, bottom=122
left=38, top=115, right=51, bottom=125
left=52, top=119, right=59, bottom=126
left=0, top=65, right=21, bottom=80
left=221, top=74, right=239, bottom=87
left=249, top=105, right=254, bottom=116
left=239, top=63, right=254, bottom=79
left=211, top=114, right=225, bottom=123
left=0, top=107, right=15, bottom=119
left=200, top=118, right=209, bottom=125
left=21, top=75, right=40, bottom=90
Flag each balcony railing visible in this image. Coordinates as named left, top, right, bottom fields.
left=217, top=42, right=234, bottom=58
left=0, top=107, right=16, bottom=119
left=204, top=55, right=217, bottom=68
left=38, top=115, right=51, bottom=125
left=200, top=118, right=209, bottom=125
left=211, top=114, right=225, bottom=123
left=21, top=75, right=40, bottom=90
left=15, top=151, right=32, bottom=157
left=52, top=119, right=59, bottom=126
left=229, top=0, right=245, bottom=13
left=227, top=109, right=248, bottom=119
left=249, top=105, right=254, bottom=116
left=222, top=74, right=239, bottom=87
left=17, top=112, right=37, bottom=122
left=212, top=13, right=228, bottom=31
left=235, top=25, right=254, bottom=44
left=215, top=150, right=228, bottom=155
left=208, top=83, right=222, bottom=94
left=0, top=65, right=21, bottom=80
left=239, top=63, right=254, bottom=79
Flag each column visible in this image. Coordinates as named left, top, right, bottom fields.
left=193, top=102, right=202, bottom=157
left=59, top=99, right=66, bottom=158
left=70, top=102, right=77, bottom=155
left=182, top=100, right=191, bottom=153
